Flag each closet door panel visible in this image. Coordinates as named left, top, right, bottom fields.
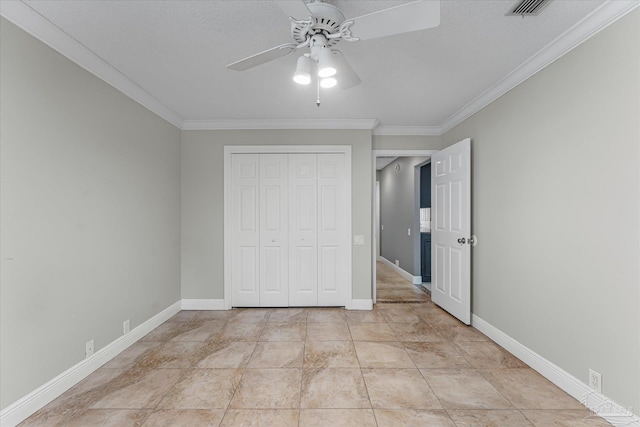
left=289, top=154, right=318, bottom=306
left=231, top=154, right=260, bottom=307
left=260, top=154, right=289, bottom=307
left=317, top=153, right=347, bottom=306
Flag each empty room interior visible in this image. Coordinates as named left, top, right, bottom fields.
left=1, top=1, right=639, bottom=426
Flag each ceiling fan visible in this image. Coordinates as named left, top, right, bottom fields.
left=227, top=0, right=440, bottom=102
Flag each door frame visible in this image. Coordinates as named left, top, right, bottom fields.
left=224, top=145, right=352, bottom=309
left=371, top=149, right=438, bottom=304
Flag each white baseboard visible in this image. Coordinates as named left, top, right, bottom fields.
left=379, top=257, right=422, bottom=285
left=182, top=298, right=371, bottom=311
left=349, top=299, right=373, bottom=311
left=472, top=314, right=639, bottom=426
left=181, top=299, right=227, bottom=310
left=0, top=301, right=181, bottom=427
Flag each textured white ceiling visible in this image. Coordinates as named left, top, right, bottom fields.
left=22, top=0, right=606, bottom=128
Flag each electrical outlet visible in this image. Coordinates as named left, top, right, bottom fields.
left=589, top=368, right=602, bottom=392
left=123, top=319, right=130, bottom=335
left=85, top=339, right=94, bottom=358
left=408, top=228, right=411, bottom=236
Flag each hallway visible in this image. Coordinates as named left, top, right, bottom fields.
left=376, top=261, right=430, bottom=304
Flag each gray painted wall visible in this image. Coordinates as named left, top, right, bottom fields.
left=0, top=19, right=182, bottom=409
left=379, top=157, right=428, bottom=276
left=373, top=135, right=444, bottom=150
left=442, top=10, right=640, bottom=413
left=181, top=130, right=372, bottom=300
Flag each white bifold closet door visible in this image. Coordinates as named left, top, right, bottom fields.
left=288, top=154, right=318, bottom=306
left=259, top=154, right=289, bottom=307
left=316, top=153, right=347, bottom=306
left=230, top=152, right=347, bottom=307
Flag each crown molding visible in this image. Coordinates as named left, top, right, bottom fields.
left=373, top=126, right=442, bottom=136
left=181, top=118, right=380, bottom=131
left=438, top=0, right=640, bottom=135
left=0, top=0, right=184, bottom=129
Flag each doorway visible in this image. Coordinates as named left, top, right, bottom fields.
left=372, top=150, right=437, bottom=304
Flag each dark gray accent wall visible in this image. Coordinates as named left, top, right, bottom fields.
left=379, top=156, right=428, bottom=276
left=420, top=163, right=431, bottom=208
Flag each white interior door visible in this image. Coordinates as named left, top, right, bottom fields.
left=317, top=153, right=347, bottom=306
left=289, top=154, right=318, bottom=306
left=431, top=138, right=471, bottom=324
left=231, top=154, right=260, bottom=307
left=259, top=154, right=288, bottom=307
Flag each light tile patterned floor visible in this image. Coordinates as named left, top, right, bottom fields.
left=20, top=268, right=610, bottom=426
left=376, top=261, right=431, bottom=304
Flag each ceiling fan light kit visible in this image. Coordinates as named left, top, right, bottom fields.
left=227, top=0, right=441, bottom=104
left=316, top=45, right=337, bottom=78
left=293, top=55, right=311, bottom=85
left=320, top=77, right=337, bottom=89
left=292, top=35, right=338, bottom=92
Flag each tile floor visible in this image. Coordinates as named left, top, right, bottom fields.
left=20, top=268, right=610, bottom=426
left=376, top=261, right=431, bottom=303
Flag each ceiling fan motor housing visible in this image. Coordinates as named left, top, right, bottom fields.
left=291, top=1, right=345, bottom=47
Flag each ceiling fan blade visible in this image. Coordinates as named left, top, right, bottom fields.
left=274, top=0, right=312, bottom=19
left=347, top=1, right=440, bottom=41
left=332, top=50, right=361, bottom=90
left=227, top=43, right=298, bottom=71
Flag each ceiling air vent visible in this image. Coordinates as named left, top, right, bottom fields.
left=507, top=0, right=552, bottom=16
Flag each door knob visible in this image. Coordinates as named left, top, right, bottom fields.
left=457, top=236, right=477, bottom=246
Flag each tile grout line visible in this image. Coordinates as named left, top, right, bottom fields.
left=297, top=319, right=308, bottom=427
left=218, top=315, right=261, bottom=425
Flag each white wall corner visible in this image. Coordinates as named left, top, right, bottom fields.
left=471, top=314, right=640, bottom=426
left=181, top=299, right=227, bottom=310
left=349, top=299, right=373, bottom=311
left=412, top=276, right=422, bottom=285
left=0, top=301, right=181, bottom=427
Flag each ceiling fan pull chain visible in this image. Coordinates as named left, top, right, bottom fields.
left=316, top=78, right=321, bottom=107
